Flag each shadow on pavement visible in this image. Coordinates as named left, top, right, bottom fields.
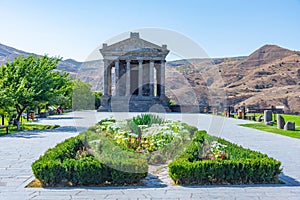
left=180, top=173, right=300, bottom=189
left=40, top=116, right=83, bottom=120
left=0, top=126, right=85, bottom=139
left=279, top=173, right=300, bottom=186
left=1, top=131, right=47, bottom=139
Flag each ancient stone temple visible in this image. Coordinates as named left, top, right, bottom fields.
left=98, top=32, right=170, bottom=112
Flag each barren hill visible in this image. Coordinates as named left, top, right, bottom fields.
left=1, top=43, right=299, bottom=113
left=169, top=45, right=300, bottom=113
left=0, top=43, right=103, bottom=91
left=0, top=43, right=82, bottom=74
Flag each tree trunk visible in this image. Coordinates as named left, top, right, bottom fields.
left=15, top=105, right=26, bottom=131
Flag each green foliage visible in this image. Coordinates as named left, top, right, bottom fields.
left=63, top=157, right=105, bottom=185
left=128, top=120, right=142, bottom=138
left=167, top=99, right=177, bottom=106
left=96, top=118, right=116, bottom=132
left=282, top=114, right=300, bottom=125
left=182, top=122, right=198, bottom=135
left=97, top=118, right=116, bottom=126
left=168, top=130, right=282, bottom=185
left=240, top=114, right=300, bottom=140
left=0, top=55, right=72, bottom=122
left=240, top=123, right=300, bottom=139
left=169, top=158, right=281, bottom=185
left=149, top=153, right=166, bottom=164
left=32, top=159, right=66, bottom=186
left=111, top=168, right=146, bottom=184
left=128, top=114, right=165, bottom=139
left=0, top=123, right=59, bottom=136
left=32, top=132, right=148, bottom=186
left=72, top=80, right=95, bottom=110
left=103, top=119, right=195, bottom=155
left=81, top=130, right=149, bottom=174
left=93, top=91, right=102, bottom=109
left=132, top=114, right=165, bottom=126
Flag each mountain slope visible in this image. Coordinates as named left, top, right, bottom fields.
left=1, top=42, right=299, bottom=113
left=0, top=43, right=82, bottom=73
left=172, top=45, right=300, bottom=113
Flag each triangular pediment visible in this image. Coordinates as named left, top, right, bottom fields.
left=100, top=33, right=168, bottom=55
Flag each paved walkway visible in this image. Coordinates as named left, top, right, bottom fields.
left=0, top=111, right=299, bottom=199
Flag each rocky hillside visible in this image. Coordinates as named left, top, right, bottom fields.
left=0, top=43, right=82, bottom=74
left=1, top=43, right=299, bottom=113
left=0, top=43, right=102, bottom=91
left=168, top=45, right=300, bottom=113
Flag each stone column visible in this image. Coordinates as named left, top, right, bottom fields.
left=126, top=60, right=131, bottom=96
left=108, top=65, right=112, bottom=95
left=114, top=60, right=119, bottom=96
left=103, top=59, right=108, bottom=96
left=138, top=60, right=143, bottom=96
left=156, top=64, right=161, bottom=96
left=149, top=60, right=154, bottom=96
left=98, top=59, right=110, bottom=112
left=160, top=60, right=166, bottom=97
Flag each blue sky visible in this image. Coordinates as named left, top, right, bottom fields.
left=1, top=0, right=299, bottom=61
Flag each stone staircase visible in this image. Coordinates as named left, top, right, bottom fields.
left=110, top=96, right=170, bottom=112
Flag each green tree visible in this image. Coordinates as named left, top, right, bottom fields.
left=0, top=55, right=72, bottom=125
left=72, top=80, right=95, bottom=110
left=51, top=82, right=74, bottom=110
left=93, top=91, right=102, bottom=109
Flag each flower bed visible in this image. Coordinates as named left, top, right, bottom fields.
left=32, top=114, right=282, bottom=186
left=32, top=114, right=194, bottom=186
left=168, top=131, right=282, bottom=185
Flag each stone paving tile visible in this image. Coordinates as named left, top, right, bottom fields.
left=1, top=111, right=300, bottom=199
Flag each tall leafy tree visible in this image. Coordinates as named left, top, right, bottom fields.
left=72, top=80, right=95, bottom=110
left=93, top=91, right=102, bottom=109
left=0, top=55, right=72, bottom=123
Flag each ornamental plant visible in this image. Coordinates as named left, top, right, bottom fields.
left=168, top=131, right=282, bottom=185
left=199, top=140, right=229, bottom=160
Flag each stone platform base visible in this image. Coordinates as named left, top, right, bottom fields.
left=98, top=95, right=171, bottom=112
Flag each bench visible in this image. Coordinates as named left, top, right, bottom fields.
left=0, top=126, right=8, bottom=134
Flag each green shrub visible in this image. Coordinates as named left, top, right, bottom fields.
left=168, top=130, right=282, bottom=185
left=132, top=114, right=165, bottom=126
left=169, top=158, right=281, bottom=185
left=97, top=118, right=116, bottom=125
left=32, top=159, right=66, bottom=186
left=182, top=122, right=198, bottom=135
left=111, top=170, right=147, bottom=184
left=149, top=153, right=166, bottom=164
left=42, top=137, right=84, bottom=161
left=128, top=120, right=142, bottom=138
left=32, top=134, right=148, bottom=186
left=63, top=157, right=104, bottom=185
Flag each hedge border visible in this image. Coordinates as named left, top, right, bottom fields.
left=168, top=131, right=282, bottom=185
left=32, top=136, right=147, bottom=186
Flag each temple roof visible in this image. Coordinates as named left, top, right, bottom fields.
left=100, top=32, right=169, bottom=59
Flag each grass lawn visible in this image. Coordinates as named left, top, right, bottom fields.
left=0, top=123, right=60, bottom=136
left=240, top=114, right=300, bottom=139
left=282, top=114, right=300, bottom=125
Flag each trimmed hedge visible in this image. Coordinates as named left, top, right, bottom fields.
left=168, top=131, right=282, bottom=185
left=32, top=136, right=148, bottom=186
